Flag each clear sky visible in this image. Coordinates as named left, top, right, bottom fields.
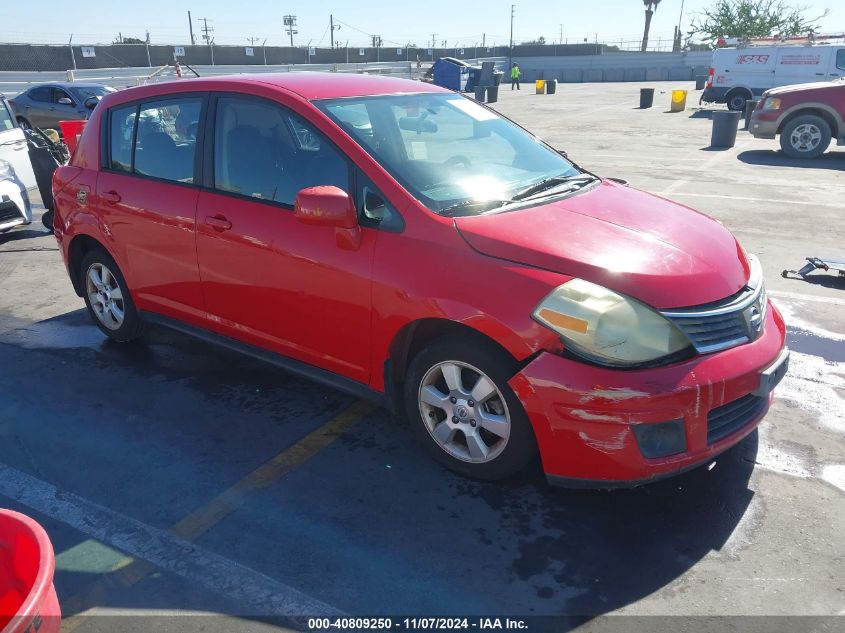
left=3, top=0, right=840, bottom=48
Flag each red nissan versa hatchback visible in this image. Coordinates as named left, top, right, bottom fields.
left=52, top=73, right=789, bottom=486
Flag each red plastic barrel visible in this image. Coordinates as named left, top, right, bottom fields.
left=0, top=510, right=60, bottom=633
left=58, top=120, right=86, bottom=155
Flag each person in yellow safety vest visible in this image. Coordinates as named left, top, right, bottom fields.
left=510, top=63, right=521, bottom=90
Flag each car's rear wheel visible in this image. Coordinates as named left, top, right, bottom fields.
left=80, top=249, right=143, bottom=342
left=725, top=90, right=749, bottom=112
left=780, top=115, right=832, bottom=159
left=403, top=335, right=538, bottom=480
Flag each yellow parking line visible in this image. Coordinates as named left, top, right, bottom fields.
left=60, top=399, right=375, bottom=631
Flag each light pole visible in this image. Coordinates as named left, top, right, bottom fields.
left=509, top=4, right=515, bottom=69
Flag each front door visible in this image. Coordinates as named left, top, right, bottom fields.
left=195, top=94, right=375, bottom=383
left=829, top=48, right=845, bottom=80
left=0, top=99, right=36, bottom=191
left=96, top=95, right=206, bottom=322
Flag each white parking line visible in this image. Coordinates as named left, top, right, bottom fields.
left=0, top=462, right=343, bottom=617
left=654, top=191, right=844, bottom=209
left=770, top=290, right=845, bottom=307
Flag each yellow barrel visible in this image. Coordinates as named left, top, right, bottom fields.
left=670, top=89, right=688, bottom=112
left=535, top=79, right=546, bottom=94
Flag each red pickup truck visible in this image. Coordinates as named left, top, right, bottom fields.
left=750, top=80, right=845, bottom=158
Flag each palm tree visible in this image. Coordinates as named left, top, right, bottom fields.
left=641, top=0, right=662, bottom=51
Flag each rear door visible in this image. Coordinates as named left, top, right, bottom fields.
left=0, top=98, right=37, bottom=191
left=21, top=86, right=54, bottom=129
left=96, top=94, right=207, bottom=322
left=725, top=47, right=777, bottom=92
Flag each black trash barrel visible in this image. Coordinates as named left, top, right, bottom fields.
left=486, top=84, right=499, bottom=103
left=639, top=88, right=655, bottom=109
left=474, top=86, right=486, bottom=102
left=546, top=79, right=558, bottom=94
left=744, top=99, right=760, bottom=130
left=711, top=111, right=742, bottom=148
left=695, top=75, right=707, bottom=90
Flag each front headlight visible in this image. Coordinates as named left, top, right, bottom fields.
left=532, top=279, right=692, bottom=367
left=762, top=97, right=782, bottom=111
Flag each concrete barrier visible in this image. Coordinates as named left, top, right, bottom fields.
left=583, top=69, right=603, bottom=82
left=603, top=68, right=625, bottom=82
left=561, top=69, right=582, bottom=83
left=624, top=68, right=647, bottom=82
left=668, top=66, right=693, bottom=80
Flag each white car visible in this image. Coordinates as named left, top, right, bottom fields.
left=0, top=95, right=36, bottom=232
left=702, top=43, right=845, bottom=111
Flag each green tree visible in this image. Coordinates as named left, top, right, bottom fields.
left=641, top=0, right=663, bottom=52
left=521, top=36, right=547, bottom=45
left=113, top=36, right=145, bottom=44
left=689, top=0, right=828, bottom=41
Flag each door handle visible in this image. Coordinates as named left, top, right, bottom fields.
left=205, top=215, right=232, bottom=231
left=101, top=190, right=121, bottom=204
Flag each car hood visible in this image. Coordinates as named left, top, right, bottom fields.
left=766, top=80, right=844, bottom=96
left=454, top=180, right=750, bottom=309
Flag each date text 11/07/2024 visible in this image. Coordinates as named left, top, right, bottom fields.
left=307, top=618, right=529, bottom=630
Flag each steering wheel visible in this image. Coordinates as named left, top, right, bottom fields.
left=443, top=155, right=472, bottom=168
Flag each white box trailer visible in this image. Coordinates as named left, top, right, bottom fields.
left=702, top=42, right=845, bottom=110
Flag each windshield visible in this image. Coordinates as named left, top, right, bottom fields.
left=72, top=86, right=115, bottom=101
left=317, top=93, right=581, bottom=215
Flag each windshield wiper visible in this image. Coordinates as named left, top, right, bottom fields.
left=512, top=174, right=598, bottom=201
left=439, top=198, right=516, bottom=217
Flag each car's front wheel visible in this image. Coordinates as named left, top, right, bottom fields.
left=780, top=114, right=832, bottom=159
left=403, top=335, right=538, bottom=480
left=80, top=249, right=143, bottom=342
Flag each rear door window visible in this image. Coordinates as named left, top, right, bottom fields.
left=106, top=96, right=202, bottom=182
left=29, top=87, right=51, bottom=102
left=836, top=49, right=845, bottom=71
left=132, top=98, right=202, bottom=183
left=212, top=96, right=349, bottom=205
left=108, top=104, right=138, bottom=173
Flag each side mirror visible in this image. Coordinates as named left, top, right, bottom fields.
left=294, top=186, right=361, bottom=250
left=58, top=97, right=74, bottom=106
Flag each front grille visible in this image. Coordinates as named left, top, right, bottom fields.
left=661, top=282, right=767, bottom=355
left=0, top=202, right=24, bottom=224
left=707, top=393, right=767, bottom=444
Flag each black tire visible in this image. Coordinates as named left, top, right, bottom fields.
left=80, top=249, right=143, bottom=342
left=726, top=91, right=749, bottom=112
left=41, top=210, right=54, bottom=231
left=403, top=334, right=538, bottom=481
left=16, top=117, right=31, bottom=130
left=779, top=114, right=832, bottom=159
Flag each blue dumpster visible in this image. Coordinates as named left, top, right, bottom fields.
left=432, top=57, right=471, bottom=92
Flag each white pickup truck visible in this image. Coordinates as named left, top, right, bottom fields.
left=0, top=95, right=36, bottom=233
left=701, top=43, right=845, bottom=111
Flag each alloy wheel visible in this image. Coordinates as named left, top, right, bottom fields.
left=790, top=123, right=822, bottom=153
left=85, top=262, right=125, bottom=330
left=418, top=360, right=511, bottom=463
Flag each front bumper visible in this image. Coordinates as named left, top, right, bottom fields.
left=750, top=110, right=780, bottom=139
left=509, top=301, right=787, bottom=487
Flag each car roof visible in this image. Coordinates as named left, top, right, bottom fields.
left=110, top=72, right=447, bottom=103
left=25, top=82, right=109, bottom=90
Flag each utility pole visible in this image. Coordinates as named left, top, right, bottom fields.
left=330, top=15, right=341, bottom=48
left=262, top=38, right=267, bottom=64
left=247, top=36, right=260, bottom=46
left=200, top=18, right=214, bottom=65
left=559, top=24, right=563, bottom=45
left=372, top=35, right=382, bottom=62
left=145, top=30, right=151, bottom=67
left=188, top=11, right=195, bottom=46
left=284, top=15, right=297, bottom=48
left=509, top=4, right=515, bottom=68
left=674, top=0, right=686, bottom=51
